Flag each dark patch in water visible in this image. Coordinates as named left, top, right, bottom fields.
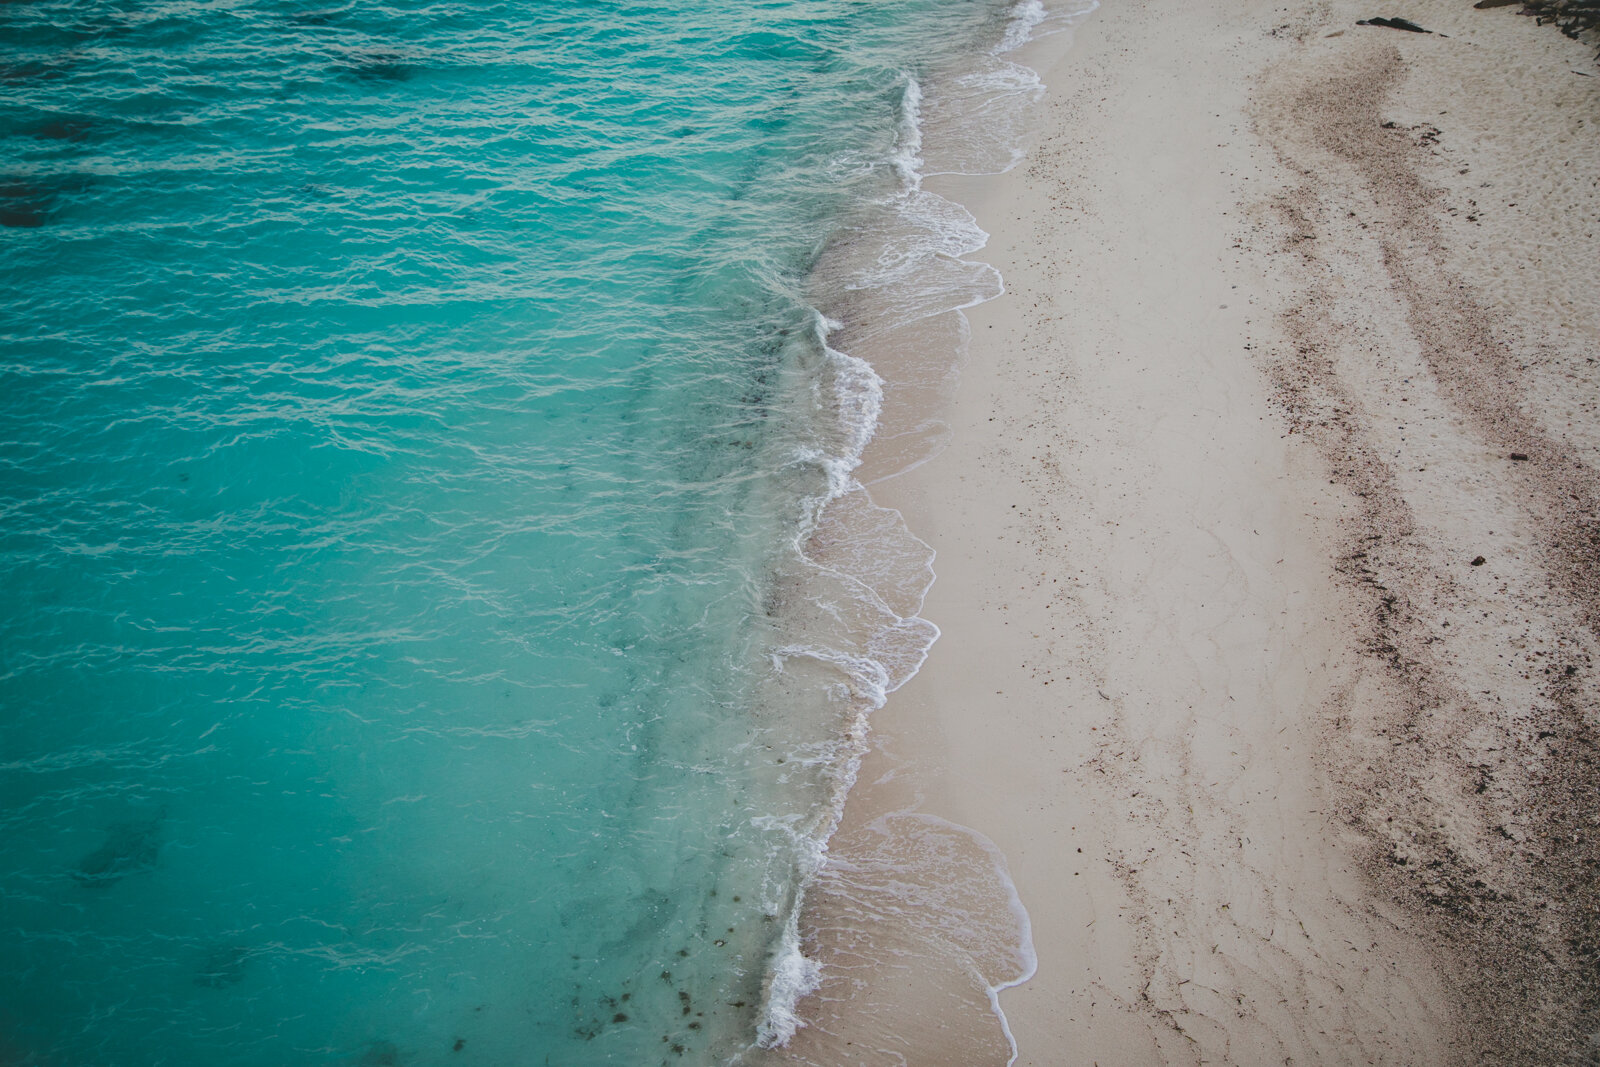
left=0, top=58, right=65, bottom=83
left=0, top=181, right=50, bottom=228
left=0, top=174, right=89, bottom=227
left=25, top=116, right=95, bottom=142
left=340, top=52, right=415, bottom=82
left=357, top=1040, right=400, bottom=1067
left=193, top=944, right=251, bottom=988
left=71, top=811, right=164, bottom=887
left=289, top=8, right=342, bottom=26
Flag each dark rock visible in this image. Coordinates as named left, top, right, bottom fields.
left=1510, top=452, right=1530, bottom=461
left=1357, top=17, right=1434, bottom=32
left=1471, top=556, right=1487, bottom=566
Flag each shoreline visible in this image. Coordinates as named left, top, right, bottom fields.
left=782, top=0, right=1600, bottom=1062
left=756, top=5, right=1089, bottom=1061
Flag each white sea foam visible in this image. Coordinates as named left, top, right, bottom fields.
left=755, top=907, right=824, bottom=1048
left=890, top=76, right=924, bottom=192
left=996, top=0, right=1047, bottom=54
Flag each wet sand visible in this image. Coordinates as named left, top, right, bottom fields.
left=781, top=0, right=1600, bottom=1063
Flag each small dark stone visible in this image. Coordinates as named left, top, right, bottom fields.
left=612, top=1013, right=628, bottom=1024
left=1471, top=556, right=1486, bottom=566
left=1510, top=452, right=1530, bottom=461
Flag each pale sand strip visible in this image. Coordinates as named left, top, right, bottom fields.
left=780, top=0, right=1600, bottom=1064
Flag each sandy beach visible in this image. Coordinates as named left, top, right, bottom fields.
left=777, top=0, right=1600, bottom=1063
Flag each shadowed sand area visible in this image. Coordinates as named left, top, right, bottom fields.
left=774, top=0, right=1600, bottom=1063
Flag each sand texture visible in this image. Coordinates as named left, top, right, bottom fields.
left=778, top=0, right=1600, bottom=1063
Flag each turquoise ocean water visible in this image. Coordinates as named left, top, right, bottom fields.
left=0, top=1, right=1068, bottom=1063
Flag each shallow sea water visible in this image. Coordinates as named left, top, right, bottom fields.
left=0, top=0, right=1070, bottom=1063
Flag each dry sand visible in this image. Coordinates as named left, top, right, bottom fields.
left=774, top=0, right=1600, bottom=1064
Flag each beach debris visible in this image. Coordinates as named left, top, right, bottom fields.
left=1510, top=452, right=1530, bottom=461
left=1499, top=1, right=1600, bottom=58
left=1474, top=0, right=1523, bottom=7
left=1472, top=556, right=1487, bottom=566
left=1356, top=17, right=1434, bottom=32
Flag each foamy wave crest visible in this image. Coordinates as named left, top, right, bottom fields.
left=752, top=309, right=940, bottom=1052
left=786, top=319, right=884, bottom=507
left=756, top=906, right=824, bottom=1049
left=753, top=532, right=941, bottom=1048
left=821, top=320, right=885, bottom=496
left=751, top=805, right=833, bottom=1050
left=1005, top=0, right=1101, bottom=51
left=890, top=76, right=924, bottom=191
left=996, top=0, right=1047, bottom=53
left=917, top=0, right=1102, bottom=182
left=916, top=51, right=1043, bottom=178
